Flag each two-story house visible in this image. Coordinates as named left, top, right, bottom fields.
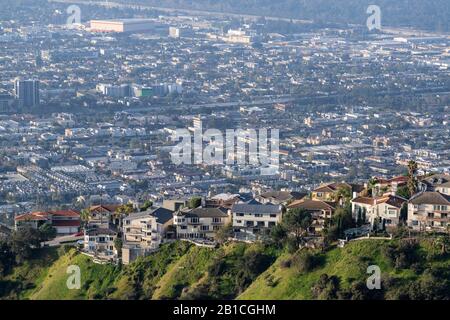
left=231, top=203, right=283, bottom=241
left=408, top=192, right=450, bottom=232
left=174, top=207, right=230, bottom=240
left=15, top=210, right=81, bottom=236
left=351, top=195, right=407, bottom=230
left=312, top=182, right=365, bottom=202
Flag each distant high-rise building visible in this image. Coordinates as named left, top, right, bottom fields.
left=14, top=79, right=40, bottom=107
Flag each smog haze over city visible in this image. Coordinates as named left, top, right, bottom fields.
left=0, top=0, right=450, bottom=308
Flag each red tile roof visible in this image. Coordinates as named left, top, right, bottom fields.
left=15, top=212, right=49, bottom=221
left=49, top=210, right=80, bottom=217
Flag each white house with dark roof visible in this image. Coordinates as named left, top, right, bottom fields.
left=122, top=207, right=174, bottom=264
left=231, top=203, right=283, bottom=241
left=408, top=191, right=450, bottom=232
left=173, top=207, right=230, bottom=240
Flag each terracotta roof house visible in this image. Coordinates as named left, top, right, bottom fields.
left=312, top=182, right=364, bottom=201
left=15, top=210, right=81, bottom=235
left=351, top=195, right=407, bottom=230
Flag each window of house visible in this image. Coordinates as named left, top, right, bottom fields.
left=270, top=214, right=277, bottom=218
left=255, top=214, right=263, bottom=217
left=201, top=225, right=209, bottom=231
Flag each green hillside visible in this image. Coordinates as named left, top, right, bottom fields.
left=1, top=238, right=450, bottom=300
left=239, top=239, right=450, bottom=300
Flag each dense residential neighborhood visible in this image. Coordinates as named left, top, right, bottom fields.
left=0, top=0, right=449, bottom=304
left=9, top=170, right=449, bottom=265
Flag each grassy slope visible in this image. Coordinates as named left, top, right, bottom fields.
left=29, top=249, right=121, bottom=300
left=238, top=239, right=446, bottom=300
left=0, top=247, right=60, bottom=299
left=152, top=244, right=217, bottom=299
left=4, top=238, right=448, bottom=300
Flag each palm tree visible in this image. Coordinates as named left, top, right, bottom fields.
left=367, top=177, right=378, bottom=196
left=333, top=185, right=352, bottom=206
left=407, top=160, right=418, bottom=197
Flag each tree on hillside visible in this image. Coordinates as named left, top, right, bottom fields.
left=214, top=223, right=233, bottom=244
left=188, top=197, right=202, bottom=209
left=38, top=222, right=57, bottom=242
left=9, top=227, right=42, bottom=263
left=282, top=208, right=312, bottom=246
left=329, top=206, right=355, bottom=239
left=0, top=239, right=15, bottom=275
left=396, top=185, right=411, bottom=199
left=407, top=160, right=418, bottom=197
left=140, top=200, right=153, bottom=212
left=270, top=223, right=288, bottom=246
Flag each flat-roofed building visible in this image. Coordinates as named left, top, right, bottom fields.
left=90, top=19, right=157, bottom=33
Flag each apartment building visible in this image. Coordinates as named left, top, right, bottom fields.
left=122, top=207, right=174, bottom=264
left=173, top=207, right=230, bottom=240
left=231, top=203, right=283, bottom=240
